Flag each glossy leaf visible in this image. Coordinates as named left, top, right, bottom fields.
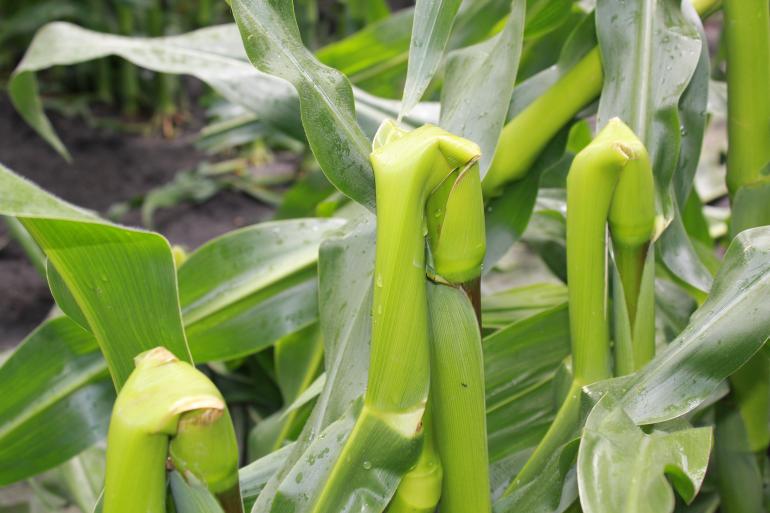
left=400, top=0, right=463, bottom=116
left=609, top=227, right=770, bottom=425
left=0, top=317, right=112, bottom=485
left=0, top=163, right=190, bottom=388
left=578, top=396, right=712, bottom=513
left=440, top=0, right=526, bottom=177
left=231, top=0, right=375, bottom=210
left=252, top=216, right=376, bottom=512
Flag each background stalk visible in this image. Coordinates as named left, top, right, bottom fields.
left=723, top=0, right=770, bottom=456
left=116, top=2, right=140, bottom=116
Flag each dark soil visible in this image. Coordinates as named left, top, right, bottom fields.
left=0, top=95, right=276, bottom=348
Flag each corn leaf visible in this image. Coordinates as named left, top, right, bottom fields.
left=608, top=226, right=770, bottom=424
left=9, top=22, right=302, bottom=159
left=252, top=216, right=377, bottom=512
left=231, top=0, right=375, bottom=210
left=0, top=163, right=190, bottom=388
left=400, top=0, right=463, bottom=117
left=578, top=396, right=712, bottom=513
left=0, top=317, right=112, bottom=485
left=440, top=0, right=526, bottom=177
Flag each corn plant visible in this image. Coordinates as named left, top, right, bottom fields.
left=3, top=0, right=770, bottom=512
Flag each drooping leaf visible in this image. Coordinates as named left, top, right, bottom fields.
left=440, top=0, right=526, bottom=177
left=0, top=163, right=190, bottom=388
left=0, top=317, right=112, bottom=485
left=577, top=395, right=712, bottom=513
left=9, top=22, right=301, bottom=159
left=231, top=0, right=375, bottom=210
left=400, top=0, right=463, bottom=116
left=596, top=227, right=770, bottom=425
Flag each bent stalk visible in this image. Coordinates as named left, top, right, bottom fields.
left=103, top=347, right=242, bottom=513
left=504, top=118, right=653, bottom=495
left=304, top=122, right=483, bottom=512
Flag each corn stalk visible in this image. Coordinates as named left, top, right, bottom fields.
left=103, top=347, right=242, bottom=513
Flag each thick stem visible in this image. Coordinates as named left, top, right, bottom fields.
left=724, top=0, right=770, bottom=197
left=387, top=405, right=443, bottom=513
left=103, top=348, right=242, bottom=513
left=567, top=120, right=639, bottom=384
left=367, top=122, right=481, bottom=411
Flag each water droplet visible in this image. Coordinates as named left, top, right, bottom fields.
left=376, top=274, right=383, bottom=288
left=362, top=461, right=372, bottom=470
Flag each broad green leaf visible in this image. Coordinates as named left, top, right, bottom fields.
left=493, top=439, right=580, bottom=513
left=485, top=305, right=571, bottom=466
left=9, top=22, right=419, bottom=168
left=481, top=282, right=567, bottom=329
left=178, top=219, right=344, bottom=325
left=578, top=395, right=712, bottom=513
left=252, top=216, right=376, bottom=512
left=0, top=163, right=190, bottom=387
left=400, top=0, right=463, bottom=116
left=712, top=401, right=765, bottom=513
left=240, top=444, right=295, bottom=511
left=317, top=8, right=414, bottom=99
left=440, top=0, right=526, bottom=177
left=231, top=0, right=376, bottom=210
left=0, top=317, right=112, bottom=485
left=601, top=227, right=770, bottom=425
left=596, top=0, right=701, bottom=194
left=318, top=1, right=511, bottom=100
left=250, top=325, right=324, bottom=459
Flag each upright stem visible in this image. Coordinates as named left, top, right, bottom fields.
left=724, top=0, right=770, bottom=198
left=723, top=0, right=770, bottom=455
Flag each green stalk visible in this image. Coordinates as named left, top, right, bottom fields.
left=387, top=405, right=443, bottom=513
left=567, top=119, right=649, bottom=384
left=303, top=122, right=482, bottom=513
left=504, top=118, right=651, bottom=495
left=103, top=347, right=242, bottom=513
left=148, top=1, right=178, bottom=120
left=367, top=122, right=480, bottom=411
left=723, top=0, right=770, bottom=456
left=483, top=48, right=603, bottom=197
left=481, top=0, right=720, bottom=198
left=724, top=0, right=770, bottom=199
left=427, top=282, right=490, bottom=513
left=116, top=3, right=139, bottom=116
